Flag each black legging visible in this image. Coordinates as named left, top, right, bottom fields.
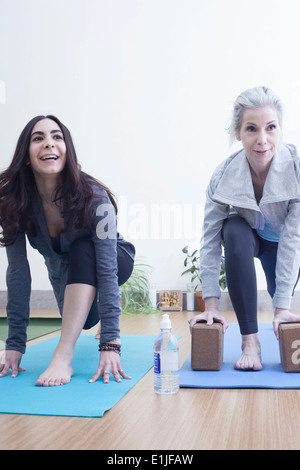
left=65, top=237, right=134, bottom=329
left=222, top=215, right=299, bottom=335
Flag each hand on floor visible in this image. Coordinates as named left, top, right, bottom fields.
left=0, top=349, right=25, bottom=378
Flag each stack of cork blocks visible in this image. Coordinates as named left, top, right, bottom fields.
left=191, top=322, right=223, bottom=371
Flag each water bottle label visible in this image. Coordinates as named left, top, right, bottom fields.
left=154, top=351, right=178, bottom=372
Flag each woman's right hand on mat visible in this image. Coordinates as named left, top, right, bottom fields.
left=0, top=349, right=25, bottom=378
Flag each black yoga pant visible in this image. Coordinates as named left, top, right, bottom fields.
left=66, top=237, right=134, bottom=329
left=222, top=215, right=299, bottom=335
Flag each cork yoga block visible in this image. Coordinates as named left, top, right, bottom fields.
left=191, top=322, right=223, bottom=371
left=279, top=323, right=300, bottom=372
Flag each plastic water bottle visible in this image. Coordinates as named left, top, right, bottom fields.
left=154, top=314, right=179, bottom=394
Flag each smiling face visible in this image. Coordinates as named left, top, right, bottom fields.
left=28, top=118, right=67, bottom=178
left=236, top=106, right=282, bottom=170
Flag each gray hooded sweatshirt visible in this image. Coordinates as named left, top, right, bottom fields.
left=200, top=143, right=300, bottom=310
left=5, top=186, right=135, bottom=354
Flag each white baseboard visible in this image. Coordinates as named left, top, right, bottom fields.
left=0, top=290, right=300, bottom=311
left=0, top=290, right=57, bottom=309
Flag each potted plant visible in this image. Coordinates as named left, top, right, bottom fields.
left=120, top=257, right=159, bottom=314
left=181, top=245, right=226, bottom=311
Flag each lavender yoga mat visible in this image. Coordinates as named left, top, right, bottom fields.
left=179, top=323, right=300, bottom=389
left=0, top=334, right=156, bottom=417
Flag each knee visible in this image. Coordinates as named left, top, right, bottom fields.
left=222, top=216, right=256, bottom=257
left=69, top=238, right=95, bottom=264
left=67, top=237, right=96, bottom=286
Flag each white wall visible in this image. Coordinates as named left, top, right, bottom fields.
left=0, top=0, right=300, bottom=292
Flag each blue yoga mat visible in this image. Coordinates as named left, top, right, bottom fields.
left=0, top=334, right=156, bottom=417
left=179, top=323, right=300, bottom=389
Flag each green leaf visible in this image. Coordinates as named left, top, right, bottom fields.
left=181, top=268, right=192, bottom=276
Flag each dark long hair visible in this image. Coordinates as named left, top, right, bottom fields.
left=0, top=115, right=117, bottom=246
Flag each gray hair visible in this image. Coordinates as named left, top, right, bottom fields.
left=228, top=86, right=283, bottom=142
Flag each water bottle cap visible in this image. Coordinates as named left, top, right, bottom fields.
left=160, top=313, right=172, bottom=329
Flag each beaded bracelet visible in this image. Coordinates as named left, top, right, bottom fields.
left=99, top=342, right=121, bottom=355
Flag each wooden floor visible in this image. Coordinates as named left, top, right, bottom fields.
left=1, top=308, right=300, bottom=450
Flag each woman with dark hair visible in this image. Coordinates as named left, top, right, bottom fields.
left=0, top=115, right=135, bottom=386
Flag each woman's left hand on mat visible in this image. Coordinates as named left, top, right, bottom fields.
left=89, top=350, right=131, bottom=384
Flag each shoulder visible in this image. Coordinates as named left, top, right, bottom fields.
left=283, top=143, right=300, bottom=164
left=91, top=184, right=110, bottom=200
left=278, top=143, right=300, bottom=180
left=88, top=185, right=116, bottom=224
left=79, top=172, right=117, bottom=216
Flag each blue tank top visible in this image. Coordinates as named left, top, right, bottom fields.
left=256, top=218, right=279, bottom=242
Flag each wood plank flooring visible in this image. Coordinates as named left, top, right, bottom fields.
left=1, top=309, right=300, bottom=450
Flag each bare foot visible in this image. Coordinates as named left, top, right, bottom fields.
left=234, top=333, right=262, bottom=371
left=35, top=357, right=74, bottom=386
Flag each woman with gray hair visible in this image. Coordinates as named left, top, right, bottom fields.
left=189, top=86, right=300, bottom=370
